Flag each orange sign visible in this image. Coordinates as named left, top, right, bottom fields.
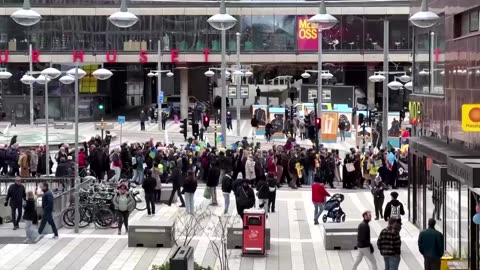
left=321, top=112, right=338, bottom=141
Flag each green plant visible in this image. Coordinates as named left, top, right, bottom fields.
left=151, top=262, right=212, bottom=270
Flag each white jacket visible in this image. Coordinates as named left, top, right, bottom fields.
left=245, top=158, right=256, bottom=180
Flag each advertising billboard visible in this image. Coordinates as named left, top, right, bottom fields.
left=297, top=16, right=318, bottom=51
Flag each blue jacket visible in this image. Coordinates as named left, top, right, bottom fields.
left=42, top=190, right=54, bottom=214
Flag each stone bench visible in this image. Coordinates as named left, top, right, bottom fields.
left=323, top=222, right=358, bottom=250
left=128, top=220, right=174, bottom=248
left=227, top=219, right=270, bottom=250
left=94, top=123, right=114, bottom=130
left=34, top=118, right=55, bottom=126
left=54, top=122, right=73, bottom=129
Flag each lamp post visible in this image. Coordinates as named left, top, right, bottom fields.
left=11, top=0, right=42, bottom=127
left=207, top=0, right=237, bottom=148
left=147, top=40, right=174, bottom=131
left=308, top=0, right=338, bottom=148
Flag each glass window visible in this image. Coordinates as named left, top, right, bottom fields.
left=184, top=16, right=210, bottom=52
left=413, top=30, right=430, bottom=93
left=461, top=13, right=470, bottom=36
left=470, top=10, right=479, bottom=32
left=460, top=185, right=469, bottom=259
left=389, top=15, right=409, bottom=50
left=322, top=15, right=342, bottom=51
left=251, top=16, right=275, bottom=51
left=341, top=15, right=364, bottom=51
left=162, top=16, right=186, bottom=51
left=364, top=16, right=384, bottom=50
left=273, top=15, right=295, bottom=51
left=445, top=179, right=460, bottom=255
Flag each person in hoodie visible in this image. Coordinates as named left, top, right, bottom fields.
left=221, top=172, right=233, bottom=214
left=384, top=191, right=405, bottom=225
left=256, top=177, right=270, bottom=215
left=266, top=173, right=277, bottom=213
left=312, top=177, right=330, bottom=225
left=142, top=169, right=157, bottom=215
left=235, top=180, right=255, bottom=219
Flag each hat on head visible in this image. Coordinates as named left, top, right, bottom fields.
left=117, top=183, right=128, bottom=190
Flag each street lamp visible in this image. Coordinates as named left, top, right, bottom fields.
left=308, top=0, right=337, bottom=150
left=109, top=0, right=138, bottom=28
left=10, top=0, right=42, bottom=26
left=148, top=41, right=175, bottom=131
left=0, top=69, right=12, bottom=80
left=207, top=0, right=237, bottom=148
left=408, top=0, right=439, bottom=29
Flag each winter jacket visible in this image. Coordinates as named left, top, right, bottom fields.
left=267, top=176, right=277, bottom=192
left=23, top=199, right=37, bottom=223
left=372, top=182, right=385, bottom=199
left=183, top=176, right=198, bottom=193
left=142, top=176, right=157, bottom=194
left=6, top=183, right=26, bottom=207
left=255, top=180, right=270, bottom=200
left=245, top=158, right=256, bottom=180
left=377, top=227, right=402, bottom=256
left=266, top=155, right=276, bottom=175
left=221, top=174, right=233, bottom=193
left=418, top=227, right=444, bottom=259
left=207, top=166, right=220, bottom=187
left=112, top=192, right=135, bottom=212
left=41, top=190, right=54, bottom=214
left=168, top=168, right=183, bottom=189
left=29, top=151, right=38, bottom=173
left=235, top=185, right=255, bottom=208
left=254, top=157, right=265, bottom=180
left=312, top=183, right=330, bottom=203
left=18, top=153, right=29, bottom=177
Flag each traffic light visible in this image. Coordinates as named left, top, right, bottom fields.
left=188, top=110, right=194, bottom=126
left=399, top=110, right=405, bottom=121
left=179, top=119, right=187, bottom=140
left=315, top=117, right=321, bottom=130
left=98, top=104, right=104, bottom=110
left=291, top=106, right=297, bottom=120
left=358, top=113, right=365, bottom=126
left=203, top=115, right=210, bottom=128
left=192, top=123, right=199, bottom=138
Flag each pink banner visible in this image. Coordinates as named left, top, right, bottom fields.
left=297, top=16, right=318, bottom=51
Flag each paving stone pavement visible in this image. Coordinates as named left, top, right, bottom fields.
left=0, top=188, right=424, bottom=270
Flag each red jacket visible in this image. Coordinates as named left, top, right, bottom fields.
left=78, top=151, right=86, bottom=168
left=312, top=183, right=330, bottom=203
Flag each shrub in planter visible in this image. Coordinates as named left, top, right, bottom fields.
left=151, top=262, right=212, bottom=270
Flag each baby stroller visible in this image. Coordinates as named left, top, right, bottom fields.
left=322, top=193, right=346, bottom=223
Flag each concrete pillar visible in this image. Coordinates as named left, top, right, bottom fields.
left=367, top=66, right=376, bottom=107
left=180, top=68, right=189, bottom=120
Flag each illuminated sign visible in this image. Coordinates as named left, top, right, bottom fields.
left=462, top=104, right=480, bottom=132
left=297, top=16, right=318, bottom=51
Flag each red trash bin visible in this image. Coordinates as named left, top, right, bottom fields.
left=242, top=209, right=266, bottom=256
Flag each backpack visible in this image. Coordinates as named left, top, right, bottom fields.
left=390, top=205, right=402, bottom=219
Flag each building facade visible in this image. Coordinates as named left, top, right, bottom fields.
left=409, top=0, right=480, bottom=268
left=0, top=0, right=412, bottom=121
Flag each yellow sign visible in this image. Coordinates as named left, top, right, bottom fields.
left=462, top=104, right=480, bottom=132
left=80, top=65, right=99, bottom=93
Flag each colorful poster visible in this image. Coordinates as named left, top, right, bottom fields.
left=337, top=112, right=353, bottom=137
left=252, top=105, right=267, bottom=136
left=268, top=107, right=286, bottom=139
left=297, top=16, right=318, bottom=51
left=321, top=112, right=338, bottom=142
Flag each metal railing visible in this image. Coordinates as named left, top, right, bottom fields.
left=0, top=177, right=76, bottom=197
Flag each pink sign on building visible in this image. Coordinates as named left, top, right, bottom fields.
left=297, top=16, right=318, bottom=51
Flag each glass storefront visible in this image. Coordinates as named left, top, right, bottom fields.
left=0, top=15, right=410, bottom=53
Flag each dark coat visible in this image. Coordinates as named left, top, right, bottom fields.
left=221, top=174, right=233, bottom=193
left=142, top=176, right=157, bottom=194
left=235, top=185, right=255, bottom=208
left=255, top=180, right=270, bottom=199
left=23, top=199, right=37, bottom=223
left=6, top=183, right=25, bottom=207
left=418, top=227, right=444, bottom=258
left=183, top=176, right=198, bottom=193
left=207, top=166, right=220, bottom=187
left=168, top=168, right=183, bottom=189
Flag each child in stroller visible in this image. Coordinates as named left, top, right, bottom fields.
left=322, top=193, right=346, bottom=223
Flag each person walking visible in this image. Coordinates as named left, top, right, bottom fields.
left=18, top=150, right=30, bottom=177
left=226, top=111, right=233, bottom=131
left=352, top=210, right=378, bottom=270
left=338, top=120, right=346, bottom=141
left=183, top=170, right=198, bottom=214
left=112, top=183, right=135, bottom=235
left=255, top=177, right=270, bottom=214
left=161, top=111, right=168, bottom=130
left=235, top=180, right=255, bottom=219
left=267, top=172, right=277, bottom=213
left=312, top=179, right=330, bottom=225
left=377, top=219, right=402, bottom=270
left=38, top=182, right=59, bottom=238
left=221, top=172, right=233, bottom=215
left=132, top=151, right=144, bottom=185
left=4, top=177, right=26, bottom=230
left=384, top=191, right=405, bottom=224
left=153, top=165, right=162, bottom=203
left=418, top=218, right=444, bottom=270
left=140, top=110, right=147, bottom=131
left=142, top=169, right=157, bottom=215
left=372, top=176, right=385, bottom=220
left=167, top=161, right=186, bottom=207
left=23, top=191, right=40, bottom=243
